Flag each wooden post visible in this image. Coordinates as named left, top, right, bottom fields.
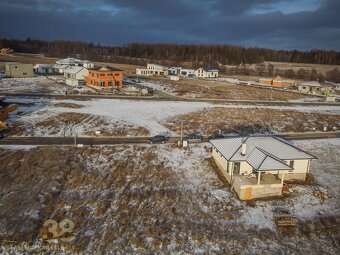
left=257, top=172, right=261, bottom=185
left=180, top=120, right=183, bottom=145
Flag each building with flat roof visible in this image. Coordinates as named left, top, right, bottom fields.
left=5, top=63, right=33, bottom=78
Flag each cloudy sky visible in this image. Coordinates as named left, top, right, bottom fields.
left=0, top=0, right=339, bottom=50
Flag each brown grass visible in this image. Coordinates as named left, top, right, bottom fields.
left=164, top=108, right=340, bottom=135
left=0, top=145, right=339, bottom=254
left=143, top=76, right=305, bottom=100
left=11, top=112, right=149, bottom=137
left=53, top=102, right=85, bottom=108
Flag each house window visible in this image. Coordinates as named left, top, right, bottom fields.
left=115, top=73, right=119, bottom=76
left=289, top=161, right=294, bottom=168
left=233, top=162, right=241, bottom=174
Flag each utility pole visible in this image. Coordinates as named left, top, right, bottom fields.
left=270, top=86, right=273, bottom=101
left=180, top=120, right=183, bottom=145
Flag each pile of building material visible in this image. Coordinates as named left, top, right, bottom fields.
left=273, top=208, right=298, bottom=227
left=313, top=187, right=332, bottom=200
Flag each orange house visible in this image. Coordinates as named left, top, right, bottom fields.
left=0, top=48, right=14, bottom=55
left=259, top=76, right=296, bottom=87
left=84, top=66, right=123, bottom=90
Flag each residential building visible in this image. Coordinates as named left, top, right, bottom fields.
left=5, top=63, right=33, bottom=78
left=259, top=76, right=296, bottom=87
left=210, top=136, right=316, bottom=200
left=84, top=66, right=123, bottom=90
left=180, top=68, right=195, bottom=77
left=56, top=58, right=94, bottom=68
left=64, top=66, right=89, bottom=86
left=195, top=67, right=219, bottom=78
left=136, top=63, right=168, bottom=76
left=298, top=81, right=334, bottom=95
left=168, top=67, right=182, bottom=75
left=33, top=64, right=68, bottom=75
left=0, top=48, right=14, bottom=55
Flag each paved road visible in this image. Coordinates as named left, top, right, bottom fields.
left=1, top=91, right=340, bottom=106
left=0, top=132, right=339, bottom=146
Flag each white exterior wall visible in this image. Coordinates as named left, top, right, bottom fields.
left=195, top=68, right=219, bottom=78
left=240, top=162, right=253, bottom=175
left=170, top=76, right=180, bottom=81
left=83, top=62, right=94, bottom=68
left=136, top=68, right=152, bottom=76
left=64, top=68, right=88, bottom=80
left=66, top=79, right=79, bottom=86
left=180, top=69, right=195, bottom=76
left=75, top=68, right=88, bottom=80
left=212, top=147, right=232, bottom=182
left=136, top=64, right=168, bottom=76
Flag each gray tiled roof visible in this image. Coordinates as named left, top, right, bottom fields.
left=210, top=136, right=316, bottom=171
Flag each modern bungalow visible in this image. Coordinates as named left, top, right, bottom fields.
left=298, top=81, right=334, bottom=95
left=195, top=67, right=219, bottom=78
left=210, top=136, right=316, bottom=200
left=33, top=64, right=68, bottom=75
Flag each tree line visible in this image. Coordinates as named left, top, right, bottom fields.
left=1, top=38, right=340, bottom=76
left=0, top=38, right=340, bottom=80
left=221, top=63, right=340, bottom=82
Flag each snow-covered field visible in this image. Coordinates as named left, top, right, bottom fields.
left=0, top=76, right=68, bottom=94
left=5, top=97, right=340, bottom=136
left=0, top=139, right=339, bottom=254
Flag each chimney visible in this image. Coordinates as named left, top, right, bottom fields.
left=241, top=143, right=247, bottom=156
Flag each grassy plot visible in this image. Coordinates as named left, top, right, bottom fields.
left=143, top=76, right=306, bottom=101
left=164, top=108, right=340, bottom=135
left=11, top=112, right=150, bottom=137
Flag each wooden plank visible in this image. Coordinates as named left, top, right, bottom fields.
left=277, top=220, right=298, bottom=226
left=273, top=214, right=292, bottom=218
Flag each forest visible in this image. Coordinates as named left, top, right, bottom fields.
left=1, top=38, right=340, bottom=66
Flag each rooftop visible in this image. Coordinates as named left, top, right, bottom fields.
left=64, top=66, right=85, bottom=74
left=89, top=66, right=123, bottom=72
left=299, top=81, right=335, bottom=88
left=210, top=136, right=316, bottom=171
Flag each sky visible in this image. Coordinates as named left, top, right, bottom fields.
left=0, top=0, right=339, bottom=50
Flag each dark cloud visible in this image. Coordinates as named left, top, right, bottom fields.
left=0, top=0, right=339, bottom=50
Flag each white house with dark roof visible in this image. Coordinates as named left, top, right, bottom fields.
left=210, top=136, right=316, bottom=200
